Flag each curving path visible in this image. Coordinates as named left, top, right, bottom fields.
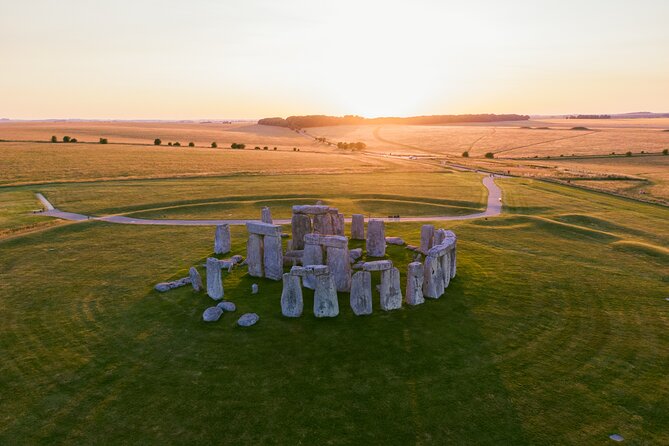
left=35, top=174, right=504, bottom=226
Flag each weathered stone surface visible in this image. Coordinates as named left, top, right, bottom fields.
left=291, top=213, right=312, bottom=250
left=280, top=273, right=303, bottom=317
left=302, top=242, right=323, bottom=289
left=440, top=251, right=452, bottom=289
left=313, top=272, right=339, bottom=317
left=203, top=306, right=223, bottom=322
left=350, top=271, right=372, bottom=315
left=333, top=213, right=345, bottom=236
left=363, top=260, right=392, bottom=271
left=292, top=205, right=330, bottom=215
left=155, top=283, right=171, bottom=292
left=206, top=257, right=224, bottom=300
left=420, top=225, right=435, bottom=254
left=189, top=267, right=203, bottom=291
left=231, top=254, right=244, bottom=264
left=313, top=213, right=334, bottom=235
left=427, top=239, right=456, bottom=258
left=291, top=264, right=329, bottom=277
left=444, top=230, right=457, bottom=278
left=385, top=236, right=405, bottom=245
left=154, top=277, right=191, bottom=292
left=261, top=207, right=272, bottom=224
left=327, top=246, right=351, bottom=292
left=319, top=235, right=348, bottom=249
left=433, top=228, right=447, bottom=246
left=237, top=313, right=260, bottom=327
left=246, top=221, right=281, bottom=237
left=423, top=255, right=444, bottom=299
left=217, top=301, right=236, bottom=312
left=263, top=234, right=283, bottom=281
left=246, top=233, right=264, bottom=278
left=366, top=219, right=386, bottom=257
left=214, top=224, right=231, bottom=255
left=349, top=248, right=362, bottom=262
left=351, top=214, right=365, bottom=240
left=405, top=262, right=425, bottom=306
left=380, top=267, right=402, bottom=311
left=251, top=283, right=259, bottom=294
left=352, top=261, right=365, bottom=270
left=406, top=244, right=420, bottom=252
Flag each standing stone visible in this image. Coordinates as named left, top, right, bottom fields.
left=262, top=234, right=283, bottom=280
left=420, top=225, right=435, bottom=254
left=261, top=207, right=272, bottom=224
left=281, top=273, right=303, bottom=317
left=214, top=224, right=231, bottom=255
left=313, top=213, right=334, bottom=235
left=291, top=213, right=312, bottom=250
left=333, top=213, right=345, bottom=236
left=313, top=270, right=339, bottom=318
left=366, top=219, right=386, bottom=257
left=350, top=271, right=372, bottom=315
left=423, top=255, right=444, bottom=299
left=302, top=242, right=324, bottom=289
left=326, top=246, right=352, bottom=292
left=351, top=214, right=365, bottom=240
left=434, top=228, right=447, bottom=246
left=445, top=231, right=457, bottom=278
left=405, top=262, right=424, bottom=306
left=246, top=233, right=264, bottom=278
left=206, top=257, right=224, bottom=300
left=440, top=251, right=452, bottom=289
left=189, top=266, right=203, bottom=292
left=380, top=267, right=402, bottom=311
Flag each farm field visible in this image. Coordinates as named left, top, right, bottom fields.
left=1, top=173, right=668, bottom=444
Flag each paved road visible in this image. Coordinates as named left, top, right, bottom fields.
left=36, top=174, right=504, bottom=226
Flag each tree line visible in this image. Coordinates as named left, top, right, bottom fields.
left=258, top=114, right=530, bottom=129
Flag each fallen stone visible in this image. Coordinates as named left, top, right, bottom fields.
left=154, top=283, right=171, bottom=292
left=214, top=224, right=231, bottom=255
left=406, top=244, right=420, bottom=252
left=203, top=306, right=223, bottom=322
left=349, top=248, right=362, bottom=261
left=363, top=260, right=392, bottom=271
left=154, top=277, right=192, bottom=292
left=189, top=267, right=203, bottom=291
left=237, top=313, right=260, bottom=327
left=230, top=255, right=244, bottom=264
left=385, top=236, right=405, bottom=245
left=352, top=262, right=365, bottom=270
left=251, top=283, right=259, bottom=294
left=281, top=273, right=303, bottom=317
left=217, top=301, right=236, bottom=312
left=350, top=271, right=372, bottom=316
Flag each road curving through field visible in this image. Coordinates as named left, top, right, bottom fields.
left=35, top=174, right=504, bottom=226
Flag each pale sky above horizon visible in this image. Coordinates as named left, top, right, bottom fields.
left=2, top=0, right=668, bottom=119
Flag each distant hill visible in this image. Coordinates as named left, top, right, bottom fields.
left=259, top=114, right=530, bottom=129
left=533, top=112, right=669, bottom=119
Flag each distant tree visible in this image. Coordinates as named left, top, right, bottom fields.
left=663, top=149, right=668, bottom=155
left=640, top=150, right=645, bottom=154
left=70, top=138, right=78, bottom=143
left=63, top=136, right=71, bottom=143
left=484, top=152, right=494, bottom=159
left=625, top=151, right=632, bottom=157
left=174, top=142, right=181, bottom=147
left=263, top=146, right=268, bottom=150
left=211, top=142, right=218, bottom=148
left=254, top=146, right=261, bottom=150
left=154, top=138, right=161, bottom=145
left=168, top=142, right=172, bottom=146
left=51, top=135, right=57, bottom=143
left=99, top=138, right=108, bottom=144
left=188, top=142, right=195, bottom=147
left=273, top=147, right=277, bottom=150
left=462, top=151, right=469, bottom=158
left=293, top=147, right=297, bottom=151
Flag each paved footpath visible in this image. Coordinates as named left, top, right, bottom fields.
left=35, top=174, right=504, bottom=226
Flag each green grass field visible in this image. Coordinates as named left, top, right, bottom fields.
left=1, top=169, right=668, bottom=444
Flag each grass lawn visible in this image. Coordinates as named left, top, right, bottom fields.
left=1, top=176, right=667, bottom=444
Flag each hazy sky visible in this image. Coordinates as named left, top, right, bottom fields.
left=2, top=0, right=668, bottom=119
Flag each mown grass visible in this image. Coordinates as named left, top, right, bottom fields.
left=1, top=177, right=668, bottom=444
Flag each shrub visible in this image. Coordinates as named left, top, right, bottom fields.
left=263, top=146, right=268, bottom=150
left=188, top=142, right=194, bottom=147
left=484, top=152, right=494, bottom=159
left=211, top=142, right=218, bottom=148
left=625, top=151, right=632, bottom=157
left=63, top=136, right=71, bottom=143
left=254, top=146, right=261, bottom=150
left=640, top=150, right=645, bottom=154
left=70, top=138, right=78, bottom=143
left=273, top=147, right=277, bottom=150
left=662, top=149, right=668, bottom=155
left=293, top=147, right=297, bottom=151
left=168, top=142, right=172, bottom=146
left=154, top=138, right=161, bottom=145
left=174, top=142, right=181, bottom=147
left=99, top=138, right=108, bottom=144
left=462, top=151, right=469, bottom=158
left=51, top=136, right=57, bottom=143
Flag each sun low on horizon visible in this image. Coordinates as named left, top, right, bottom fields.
left=2, top=0, right=669, bottom=120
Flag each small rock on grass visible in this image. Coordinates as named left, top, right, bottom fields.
left=251, top=284, right=259, bottom=294
left=217, top=301, right=236, bottom=312
left=237, top=313, right=259, bottom=327
left=202, top=306, right=223, bottom=322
